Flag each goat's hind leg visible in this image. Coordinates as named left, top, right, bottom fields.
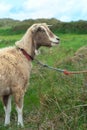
left=13, top=88, right=24, bottom=127
left=2, top=95, right=11, bottom=126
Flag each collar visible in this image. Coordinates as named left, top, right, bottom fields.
left=19, top=48, right=33, bottom=61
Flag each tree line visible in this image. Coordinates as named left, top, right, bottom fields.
left=0, top=18, right=87, bottom=34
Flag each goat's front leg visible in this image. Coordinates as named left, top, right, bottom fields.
left=2, top=95, right=11, bottom=126
left=13, top=88, right=24, bottom=127
left=16, top=104, right=23, bottom=127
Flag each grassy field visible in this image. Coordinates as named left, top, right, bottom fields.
left=0, top=33, right=87, bottom=130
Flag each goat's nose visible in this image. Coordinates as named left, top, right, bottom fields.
left=56, top=37, right=60, bottom=41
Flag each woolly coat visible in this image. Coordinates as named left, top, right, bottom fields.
left=0, top=47, right=32, bottom=96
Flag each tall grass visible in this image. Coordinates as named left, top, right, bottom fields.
left=0, top=33, right=87, bottom=129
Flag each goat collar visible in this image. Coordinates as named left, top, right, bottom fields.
left=19, top=48, right=33, bottom=61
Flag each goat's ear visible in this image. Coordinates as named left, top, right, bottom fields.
left=47, top=25, right=52, bottom=27
left=15, top=40, right=24, bottom=49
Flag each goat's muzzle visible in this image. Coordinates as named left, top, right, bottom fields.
left=50, top=37, right=60, bottom=47
left=56, top=37, right=60, bottom=44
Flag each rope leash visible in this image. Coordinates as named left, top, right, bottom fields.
left=35, top=59, right=87, bottom=75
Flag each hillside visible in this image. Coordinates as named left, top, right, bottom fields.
left=0, top=18, right=19, bottom=28
left=0, top=18, right=87, bottom=34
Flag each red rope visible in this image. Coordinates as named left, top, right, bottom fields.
left=35, top=59, right=87, bottom=75
left=63, top=69, right=87, bottom=75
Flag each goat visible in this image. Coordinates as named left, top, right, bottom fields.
left=0, top=23, right=60, bottom=126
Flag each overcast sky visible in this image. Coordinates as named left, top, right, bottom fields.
left=0, top=0, right=87, bottom=21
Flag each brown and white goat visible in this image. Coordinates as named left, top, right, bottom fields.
left=0, top=23, right=60, bottom=126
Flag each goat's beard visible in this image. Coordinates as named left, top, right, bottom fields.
left=35, top=49, right=40, bottom=55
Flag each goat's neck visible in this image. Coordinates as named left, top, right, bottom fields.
left=15, top=29, right=35, bottom=59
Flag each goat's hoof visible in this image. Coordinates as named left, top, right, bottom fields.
left=4, top=123, right=10, bottom=127
left=18, top=123, right=24, bottom=128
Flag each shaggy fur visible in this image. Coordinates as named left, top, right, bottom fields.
left=0, top=23, right=60, bottom=126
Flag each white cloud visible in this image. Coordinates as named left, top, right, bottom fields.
left=0, top=0, right=87, bottom=21
left=23, top=0, right=62, bottom=11
left=60, top=16, right=71, bottom=22
left=21, top=0, right=86, bottom=21
left=22, top=0, right=58, bottom=19
left=0, top=2, right=12, bottom=17
left=9, top=0, right=60, bottom=20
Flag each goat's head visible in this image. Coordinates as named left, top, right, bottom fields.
left=31, top=23, right=60, bottom=50
left=15, top=23, right=60, bottom=59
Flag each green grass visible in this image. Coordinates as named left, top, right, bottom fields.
left=0, top=34, right=23, bottom=48
left=0, top=33, right=87, bottom=130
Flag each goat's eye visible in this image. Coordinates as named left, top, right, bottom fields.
left=43, top=29, right=45, bottom=32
